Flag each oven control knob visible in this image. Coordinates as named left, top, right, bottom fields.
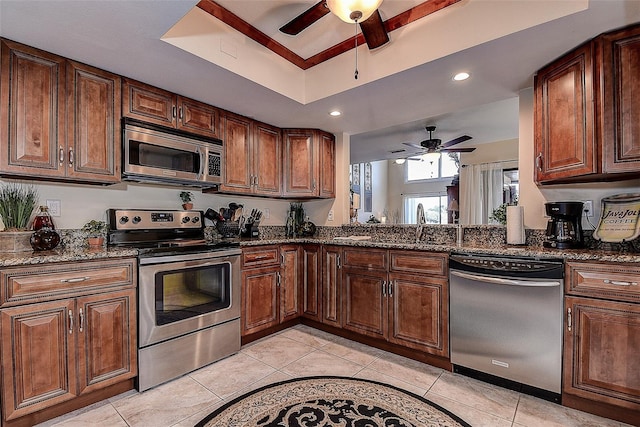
left=192, top=217, right=200, bottom=223
left=119, top=216, right=129, bottom=224
left=182, top=216, right=190, bottom=223
left=132, top=216, right=142, bottom=224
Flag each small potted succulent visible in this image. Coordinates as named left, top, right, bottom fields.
left=82, top=220, right=107, bottom=247
left=180, top=191, right=194, bottom=210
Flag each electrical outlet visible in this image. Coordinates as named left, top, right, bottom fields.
left=582, top=200, right=593, bottom=217
left=328, top=210, right=334, bottom=221
left=46, top=199, right=61, bottom=217
left=263, top=208, right=270, bottom=219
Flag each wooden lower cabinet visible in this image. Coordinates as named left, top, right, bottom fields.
left=321, top=246, right=342, bottom=327
left=301, top=245, right=321, bottom=321
left=0, top=258, right=137, bottom=426
left=342, top=267, right=386, bottom=340
left=563, top=261, right=640, bottom=425
left=241, top=245, right=301, bottom=337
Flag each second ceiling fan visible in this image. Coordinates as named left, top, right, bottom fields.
left=403, top=126, right=476, bottom=156
left=279, top=1, right=390, bottom=49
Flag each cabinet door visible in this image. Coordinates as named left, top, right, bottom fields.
left=535, top=42, right=596, bottom=183
left=342, top=267, right=387, bottom=339
left=563, top=296, right=640, bottom=411
left=302, top=245, right=321, bottom=321
left=253, top=121, right=282, bottom=196
left=387, top=273, right=448, bottom=356
left=318, top=131, right=335, bottom=198
left=600, top=27, right=640, bottom=173
left=177, top=96, right=221, bottom=139
left=241, top=265, right=279, bottom=335
left=1, top=300, right=77, bottom=421
left=321, top=246, right=342, bottom=327
left=220, top=113, right=253, bottom=194
left=76, top=289, right=136, bottom=395
left=122, top=78, right=176, bottom=127
left=280, top=245, right=301, bottom=323
left=0, top=39, right=66, bottom=178
left=283, top=129, right=317, bottom=197
left=66, top=60, right=121, bottom=183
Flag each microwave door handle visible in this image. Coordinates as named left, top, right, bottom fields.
left=196, top=146, right=204, bottom=180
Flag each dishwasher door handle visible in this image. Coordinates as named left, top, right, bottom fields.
left=450, top=270, right=561, bottom=287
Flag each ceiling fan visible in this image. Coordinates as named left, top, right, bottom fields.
left=403, top=126, right=475, bottom=155
left=279, top=1, right=390, bottom=49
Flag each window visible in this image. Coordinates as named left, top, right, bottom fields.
left=407, top=153, right=458, bottom=181
left=404, top=194, right=448, bottom=224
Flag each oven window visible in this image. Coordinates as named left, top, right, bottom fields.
left=155, top=263, right=230, bottom=325
left=129, top=140, right=200, bottom=173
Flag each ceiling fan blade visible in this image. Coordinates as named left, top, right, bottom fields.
left=359, top=9, right=389, bottom=49
left=279, top=1, right=329, bottom=35
left=440, top=135, right=472, bottom=148
left=440, top=147, right=476, bottom=152
left=402, top=142, right=424, bottom=150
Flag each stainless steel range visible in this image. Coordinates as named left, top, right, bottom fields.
left=107, top=209, right=241, bottom=391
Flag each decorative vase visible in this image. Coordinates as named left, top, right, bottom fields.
left=32, top=206, right=55, bottom=230
left=30, top=228, right=60, bottom=251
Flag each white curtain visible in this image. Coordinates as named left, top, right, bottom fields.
left=460, top=162, right=511, bottom=224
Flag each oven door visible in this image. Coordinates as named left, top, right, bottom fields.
left=138, top=249, right=241, bottom=348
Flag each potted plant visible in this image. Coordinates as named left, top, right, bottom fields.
left=0, top=183, right=38, bottom=252
left=82, top=220, right=107, bottom=247
left=180, top=191, right=194, bottom=210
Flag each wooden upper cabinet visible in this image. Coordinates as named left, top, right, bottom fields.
left=67, top=60, right=121, bottom=182
left=0, top=39, right=121, bottom=184
left=534, top=41, right=596, bottom=184
left=220, top=112, right=253, bottom=194
left=122, top=78, right=221, bottom=139
left=600, top=25, right=640, bottom=174
left=282, top=128, right=336, bottom=198
left=254, top=121, right=282, bottom=196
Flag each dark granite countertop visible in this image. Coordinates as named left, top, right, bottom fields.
left=0, top=247, right=138, bottom=267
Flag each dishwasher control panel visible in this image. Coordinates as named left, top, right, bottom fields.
left=450, top=254, right=564, bottom=278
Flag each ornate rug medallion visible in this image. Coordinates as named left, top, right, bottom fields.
left=195, top=376, right=471, bottom=427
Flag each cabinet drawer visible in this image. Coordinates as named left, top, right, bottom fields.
left=566, top=261, right=640, bottom=303
left=389, top=251, right=447, bottom=276
left=242, top=246, right=280, bottom=268
left=0, top=258, right=136, bottom=307
left=342, top=248, right=387, bottom=270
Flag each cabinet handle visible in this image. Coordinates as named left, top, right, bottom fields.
left=382, top=281, right=387, bottom=296
left=79, top=308, right=84, bottom=333
left=254, top=176, right=259, bottom=186
left=68, top=310, right=74, bottom=334
left=535, top=152, right=543, bottom=171
left=178, top=107, right=183, bottom=120
left=567, top=307, right=572, bottom=332
left=172, top=106, right=177, bottom=118
left=389, top=280, right=394, bottom=297
left=59, top=147, right=65, bottom=163
left=252, top=255, right=269, bottom=261
left=68, top=149, right=74, bottom=165
left=60, top=276, right=90, bottom=283
left=313, top=180, right=317, bottom=190
left=603, top=279, right=638, bottom=286
left=337, top=255, right=341, bottom=269
left=277, top=271, right=281, bottom=287
left=281, top=253, right=285, bottom=264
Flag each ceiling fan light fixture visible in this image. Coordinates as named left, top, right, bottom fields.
left=423, top=151, right=441, bottom=162
left=394, top=158, right=406, bottom=164
left=326, top=0, right=383, bottom=23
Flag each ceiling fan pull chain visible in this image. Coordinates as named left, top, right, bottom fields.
left=354, top=20, right=359, bottom=80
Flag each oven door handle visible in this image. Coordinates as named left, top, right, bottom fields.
left=450, top=270, right=561, bottom=287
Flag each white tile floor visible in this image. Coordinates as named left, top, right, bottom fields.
left=37, top=325, right=632, bottom=427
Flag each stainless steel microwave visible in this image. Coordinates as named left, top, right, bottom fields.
left=122, top=119, right=223, bottom=188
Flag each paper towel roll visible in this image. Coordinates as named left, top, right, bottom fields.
left=506, top=206, right=526, bottom=245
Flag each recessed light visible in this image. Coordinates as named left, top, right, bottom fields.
left=453, top=72, right=470, bottom=81
left=329, top=110, right=341, bottom=117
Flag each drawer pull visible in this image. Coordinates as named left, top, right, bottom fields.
left=79, top=308, right=84, bottom=333
left=68, top=310, right=74, bottom=334
left=251, top=255, right=270, bottom=261
left=603, top=279, right=638, bottom=286
left=60, top=276, right=90, bottom=283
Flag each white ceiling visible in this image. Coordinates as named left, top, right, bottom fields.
left=1, top=1, right=640, bottom=164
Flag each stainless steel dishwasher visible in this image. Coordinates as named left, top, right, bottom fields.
left=449, top=253, right=564, bottom=401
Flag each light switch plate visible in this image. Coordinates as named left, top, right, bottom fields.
left=328, top=210, right=334, bottom=221
left=46, top=199, right=61, bottom=217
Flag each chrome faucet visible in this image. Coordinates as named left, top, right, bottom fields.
left=416, top=203, right=426, bottom=243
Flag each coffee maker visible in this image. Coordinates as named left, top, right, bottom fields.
left=544, top=202, right=584, bottom=249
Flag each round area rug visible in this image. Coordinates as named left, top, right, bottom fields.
left=195, top=376, right=471, bottom=427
